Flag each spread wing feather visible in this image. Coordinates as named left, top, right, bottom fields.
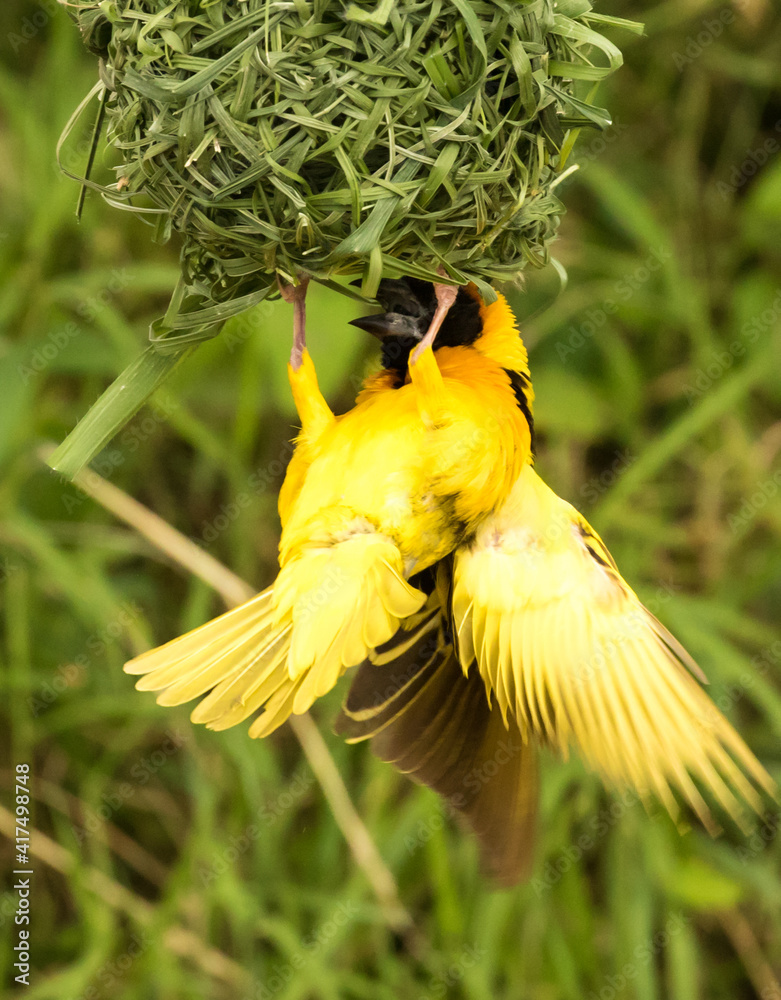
left=452, top=464, right=775, bottom=833
left=125, top=534, right=425, bottom=737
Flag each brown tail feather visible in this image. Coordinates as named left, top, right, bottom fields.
left=336, top=611, right=538, bottom=887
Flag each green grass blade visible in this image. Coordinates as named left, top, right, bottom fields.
left=47, top=346, right=193, bottom=479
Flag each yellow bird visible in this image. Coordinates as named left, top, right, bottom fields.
left=126, top=277, right=774, bottom=885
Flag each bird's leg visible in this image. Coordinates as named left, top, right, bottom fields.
left=278, top=274, right=310, bottom=372
left=407, top=275, right=457, bottom=422
left=410, top=277, right=458, bottom=366
left=278, top=273, right=333, bottom=441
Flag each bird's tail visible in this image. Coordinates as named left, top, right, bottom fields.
left=125, top=534, right=426, bottom=737
left=336, top=593, right=538, bottom=886
left=452, top=463, right=776, bottom=833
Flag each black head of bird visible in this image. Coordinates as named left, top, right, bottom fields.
left=350, top=278, right=484, bottom=373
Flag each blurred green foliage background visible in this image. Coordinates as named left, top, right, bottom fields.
left=1, top=1, right=780, bottom=997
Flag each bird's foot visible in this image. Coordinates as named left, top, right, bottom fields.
left=278, top=274, right=310, bottom=371
left=410, top=275, right=457, bottom=365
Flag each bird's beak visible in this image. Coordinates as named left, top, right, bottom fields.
left=350, top=314, right=398, bottom=339
left=349, top=313, right=422, bottom=340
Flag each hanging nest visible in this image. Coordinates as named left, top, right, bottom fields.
left=50, top=0, right=640, bottom=480
left=63, top=0, right=640, bottom=339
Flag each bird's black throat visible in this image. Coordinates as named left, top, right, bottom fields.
left=380, top=335, right=421, bottom=376
left=367, top=278, right=484, bottom=382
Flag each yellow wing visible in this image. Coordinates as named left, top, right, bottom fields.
left=126, top=530, right=426, bottom=737
left=452, top=463, right=775, bottom=833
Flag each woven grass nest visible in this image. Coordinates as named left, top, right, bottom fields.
left=51, top=0, right=639, bottom=478
left=64, top=0, right=639, bottom=333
